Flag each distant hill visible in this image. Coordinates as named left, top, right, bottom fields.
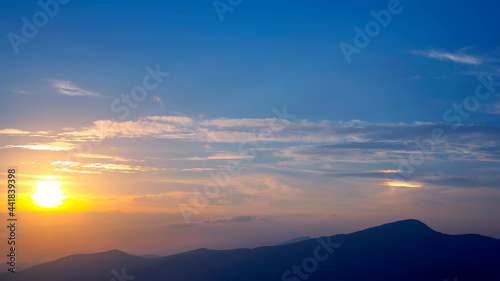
left=276, top=236, right=313, bottom=246
left=138, top=254, right=163, bottom=259
left=2, top=219, right=499, bottom=281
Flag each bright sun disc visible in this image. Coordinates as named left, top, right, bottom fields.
left=31, top=181, right=68, bottom=208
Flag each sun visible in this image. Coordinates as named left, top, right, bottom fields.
left=31, top=181, right=68, bottom=208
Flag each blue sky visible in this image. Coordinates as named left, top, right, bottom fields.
left=2, top=0, right=499, bottom=125
left=0, top=0, right=500, bottom=263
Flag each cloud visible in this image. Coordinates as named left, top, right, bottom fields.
left=60, top=116, right=339, bottom=143
left=202, top=215, right=265, bottom=224
left=51, top=80, right=105, bottom=98
left=200, top=118, right=278, bottom=128
left=50, top=160, right=162, bottom=174
left=5, top=117, right=500, bottom=168
left=74, top=153, right=134, bottom=162
left=133, top=191, right=198, bottom=204
left=12, top=89, right=30, bottom=95
left=410, top=49, right=483, bottom=65
left=420, top=175, right=500, bottom=189
left=379, top=181, right=422, bottom=188
left=153, top=96, right=165, bottom=110
left=143, top=116, right=193, bottom=126
left=0, top=129, right=31, bottom=135
left=275, top=122, right=500, bottom=165
left=50, top=161, right=80, bottom=166
left=4, top=117, right=500, bottom=184
left=0, top=129, right=52, bottom=136
left=181, top=152, right=252, bottom=161
left=61, top=118, right=196, bottom=141
left=3, top=141, right=77, bottom=151
left=54, top=168, right=101, bottom=174
left=181, top=168, right=218, bottom=171
left=82, top=163, right=162, bottom=173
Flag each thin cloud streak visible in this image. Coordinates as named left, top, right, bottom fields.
left=410, top=49, right=483, bottom=65
left=51, top=80, right=105, bottom=98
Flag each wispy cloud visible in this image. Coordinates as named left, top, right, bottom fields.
left=181, top=168, right=218, bottom=171
left=0, top=129, right=31, bottom=135
left=181, top=152, right=252, bottom=161
left=51, top=80, right=105, bottom=98
left=0, top=129, right=51, bottom=136
left=133, top=191, right=199, bottom=204
left=153, top=96, right=165, bottom=111
left=12, top=89, right=30, bottom=95
left=202, top=215, right=266, bottom=224
left=3, top=141, right=77, bottom=151
left=4, top=117, right=500, bottom=164
left=50, top=160, right=162, bottom=173
left=410, top=49, right=483, bottom=65
left=75, top=153, right=135, bottom=162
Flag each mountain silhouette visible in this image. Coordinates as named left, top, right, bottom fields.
left=2, top=219, right=499, bottom=281
left=276, top=236, right=313, bottom=246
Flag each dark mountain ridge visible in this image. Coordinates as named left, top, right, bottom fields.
left=2, top=219, right=499, bottom=281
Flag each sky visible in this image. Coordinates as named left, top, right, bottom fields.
left=0, top=0, right=500, bottom=266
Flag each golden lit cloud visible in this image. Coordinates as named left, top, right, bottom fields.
left=4, top=141, right=76, bottom=151
left=380, top=181, right=422, bottom=188
left=54, top=168, right=101, bottom=174
left=51, top=161, right=80, bottom=166
left=82, top=163, right=161, bottom=172
left=0, top=128, right=52, bottom=136
left=0, top=128, right=31, bottom=135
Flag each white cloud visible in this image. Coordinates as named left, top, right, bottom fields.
left=411, top=49, right=483, bottom=65
left=51, top=80, right=105, bottom=98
